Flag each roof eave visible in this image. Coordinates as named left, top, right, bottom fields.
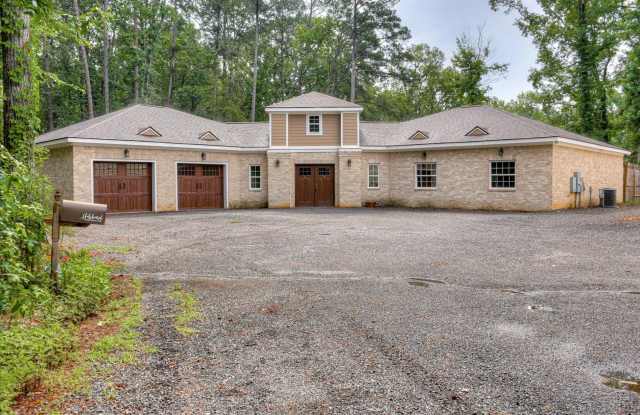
left=36, top=137, right=268, bottom=152
left=361, top=137, right=631, bottom=155
left=265, top=107, right=363, bottom=113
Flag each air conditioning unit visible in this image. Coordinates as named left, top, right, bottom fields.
left=599, top=188, right=616, bottom=208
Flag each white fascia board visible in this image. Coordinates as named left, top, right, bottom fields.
left=266, top=107, right=363, bottom=113
left=555, top=137, right=631, bottom=155
left=268, top=146, right=341, bottom=153
left=37, top=137, right=269, bottom=152
left=362, top=137, right=631, bottom=155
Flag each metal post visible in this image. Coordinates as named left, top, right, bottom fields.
left=50, top=190, right=62, bottom=292
left=623, top=162, right=628, bottom=203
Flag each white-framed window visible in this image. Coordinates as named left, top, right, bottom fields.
left=306, top=114, right=322, bottom=135
left=490, top=160, right=516, bottom=189
left=368, top=164, right=380, bottom=189
left=416, top=162, right=437, bottom=189
left=250, top=165, right=261, bottom=190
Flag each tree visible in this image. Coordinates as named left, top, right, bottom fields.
left=622, top=5, right=640, bottom=160
left=329, top=0, right=410, bottom=102
left=103, top=0, right=111, bottom=113
left=72, top=0, right=95, bottom=118
left=250, top=0, right=261, bottom=121
left=449, top=31, right=508, bottom=106
left=167, top=0, right=178, bottom=105
left=490, top=0, right=626, bottom=139
left=1, top=0, right=44, bottom=161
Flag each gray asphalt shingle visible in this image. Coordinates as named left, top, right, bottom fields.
left=36, top=104, right=269, bottom=148
left=36, top=102, right=625, bottom=152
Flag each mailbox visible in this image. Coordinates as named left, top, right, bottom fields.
left=59, top=200, right=107, bottom=226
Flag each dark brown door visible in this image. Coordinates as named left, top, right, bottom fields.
left=178, top=164, right=224, bottom=209
left=94, top=162, right=152, bottom=212
left=295, top=165, right=335, bottom=207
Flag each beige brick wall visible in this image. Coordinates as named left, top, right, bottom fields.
left=44, top=141, right=624, bottom=213
left=267, top=152, right=294, bottom=208
left=361, top=153, right=392, bottom=205
left=362, top=146, right=554, bottom=211
left=70, top=145, right=267, bottom=211
left=43, top=147, right=74, bottom=199
left=337, top=150, right=362, bottom=207
left=267, top=151, right=362, bottom=207
left=551, top=143, right=624, bottom=209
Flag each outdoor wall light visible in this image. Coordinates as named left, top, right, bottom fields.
left=422, top=151, right=427, bottom=159
left=498, top=147, right=504, bottom=157
left=347, top=159, right=352, bottom=168
left=201, top=152, right=206, bottom=161
left=124, top=148, right=130, bottom=158
left=275, top=159, right=280, bottom=167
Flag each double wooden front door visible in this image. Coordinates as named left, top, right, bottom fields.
left=177, top=164, right=224, bottom=209
left=295, top=165, right=335, bottom=207
left=93, top=162, right=152, bottom=212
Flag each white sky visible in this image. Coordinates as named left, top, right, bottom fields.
left=396, top=0, right=541, bottom=101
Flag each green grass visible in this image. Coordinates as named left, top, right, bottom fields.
left=83, top=243, right=136, bottom=255
left=41, top=277, right=149, bottom=412
left=168, top=284, right=202, bottom=336
left=1, top=274, right=150, bottom=414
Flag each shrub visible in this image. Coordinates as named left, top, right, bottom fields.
left=0, top=147, right=51, bottom=316
left=46, top=250, right=113, bottom=323
left=0, top=323, right=75, bottom=413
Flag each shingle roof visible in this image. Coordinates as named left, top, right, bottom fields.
left=359, top=105, right=625, bottom=151
left=36, top=104, right=268, bottom=148
left=266, top=91, right=362, bottom=109
left=36, top=101, right=626, bottom=154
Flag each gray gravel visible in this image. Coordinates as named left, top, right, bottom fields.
left=70, top=207, right=640, bottom=414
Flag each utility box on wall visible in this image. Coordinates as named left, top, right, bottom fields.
left=570, top=172, right=583, bottom=193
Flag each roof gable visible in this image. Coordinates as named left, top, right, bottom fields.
left=198, top=131, right=219, bottom=141
left=137, top=126, right=162, bottom=137
left=266, top=91, right=362, bottom=110
left=409, top=130, right=429, bottom=140
left=465, top=126, right=489, bottom=137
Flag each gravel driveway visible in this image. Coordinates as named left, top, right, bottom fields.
left=70, top=207, right=640, bottom=414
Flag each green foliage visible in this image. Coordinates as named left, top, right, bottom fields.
left=0, top=251, right=113, bottom=413
left=490, top=0, right=626, bottom=140
left=450, top=32, right=509, bottom=106
left=0, top=147, right=52, bottom=316
left=51, top=250, right=113, bottom=322
left=0, top=322, right=75, bottom=414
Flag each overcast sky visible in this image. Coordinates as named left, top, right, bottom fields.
left=396, top=0, right=541, bottom=101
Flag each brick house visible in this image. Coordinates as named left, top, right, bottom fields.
left=37, top=92, right=630, bottom=212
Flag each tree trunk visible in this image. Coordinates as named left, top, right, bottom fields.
left=250, top=0, right=260, bottom=122
left=1, top=6, right=35, bottom=161
left=350, top=0, right=358, bottom=102
left=103, top=0, right=111, bottom=113
left=43, top=36, right=54, bottom=131
left=73, top=0, right=94, bottom=119
left=166, top=0, right=178, bottom=106
left=575, top=0, right=594, bottom=135
left=133, top=14, right=140, bottom=103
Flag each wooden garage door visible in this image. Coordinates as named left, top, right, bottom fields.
left=178, top=164, right=224, bottom=209
left=295, top=165, right=335, bottom=207
left=94, top=162, right=152, bottom=212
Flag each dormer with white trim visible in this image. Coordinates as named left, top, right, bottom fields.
left=265, top=92, right=363, bottom=149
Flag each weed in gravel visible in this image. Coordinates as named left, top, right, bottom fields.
left=601, top=372, right=640, bottom=394
left=260, top=303, right=281, bottom=315
left=169, top=284, right=202, bottom=336
left=83, top=244, right=136, bottom=255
